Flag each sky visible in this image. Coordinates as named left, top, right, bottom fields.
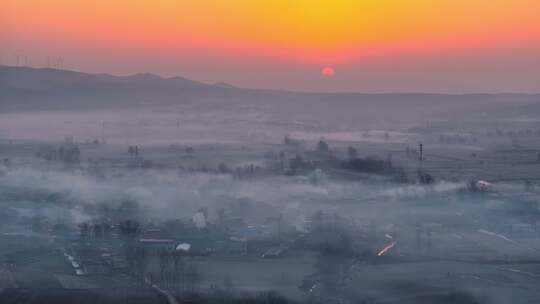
left=2, top=0, right=540, bottom=93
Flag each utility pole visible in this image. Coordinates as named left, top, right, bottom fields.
left=278, top=213, right=283, bottom=242
left=101, top=121, right=106, bottom=145
left=419, top=143, right=424, bottom=170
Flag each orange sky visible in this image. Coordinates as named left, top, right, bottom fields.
left=2, top=0, right=540, bottom=92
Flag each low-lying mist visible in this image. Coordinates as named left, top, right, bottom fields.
left=0, top=161, right=470, bottom=234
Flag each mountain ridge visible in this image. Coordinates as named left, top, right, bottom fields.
left=1, top=65, right=539, bottom=119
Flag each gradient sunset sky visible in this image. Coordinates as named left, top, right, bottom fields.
left=2, top=0, right=540, bottom=92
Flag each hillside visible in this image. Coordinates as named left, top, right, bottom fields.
left=1, top=65, right=539, bottom=125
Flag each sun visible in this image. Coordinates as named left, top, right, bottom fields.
left=321, top=67, right=335, bottom=77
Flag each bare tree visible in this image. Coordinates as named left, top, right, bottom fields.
left=185, top=260, right=201, bottom=293
left=172, top=251, right=186, bottom=294
left=158, top=249, right=170, bottom=286
left=134, top=247, right=148, bottom=283
left=347, top=146, right=358, bottom=159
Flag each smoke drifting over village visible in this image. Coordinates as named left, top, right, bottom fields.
left=2, top=66, right=540, bottom=304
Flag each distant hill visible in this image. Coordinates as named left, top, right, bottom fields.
left=0, top=65, right=217, bottom=111
left=1, top=65, right=539, bottom=125
left=0, top=65, right=206, bottom=91
left=213, top=82, right=237, bottom=89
